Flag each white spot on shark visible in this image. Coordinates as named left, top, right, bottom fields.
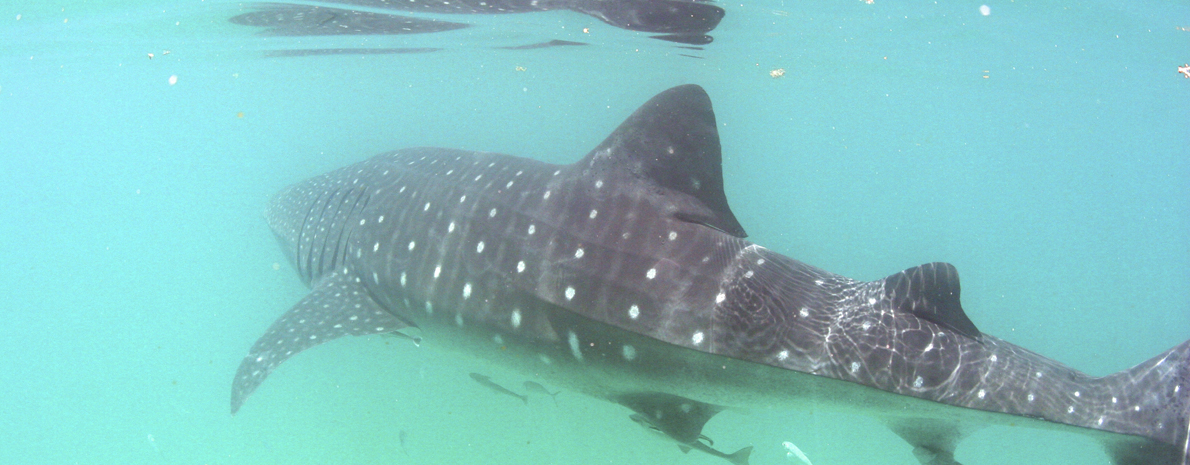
left=622, top=345, right=636, bottom=361
left=463, top=283, right=472, bottom=299
left=646, top=268, right=656, bottom=280
left=629, top=305, right=640, bottom=319
left=476, top=241, right=485, bottom=253
left=568, top=331, right=582, bottom=361
left=574, top=248, right=584, bottom=258
left=565, top=287, right=575, bottom=300
left=510, top=309, right=522, bottom=328
left=692, top=331, right=704, bottom=345
left=516, top=261, right=525, bottom=273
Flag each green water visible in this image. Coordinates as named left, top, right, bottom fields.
left=1, top=1, right=1187, bottom=464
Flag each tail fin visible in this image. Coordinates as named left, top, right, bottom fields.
left=1098, top=339, right=1190, bottom=465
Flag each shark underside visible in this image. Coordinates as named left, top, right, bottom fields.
left=232, top=85, right=1190, bottom=465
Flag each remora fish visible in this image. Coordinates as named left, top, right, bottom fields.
left=231, top=84, right=1190, bottom=465
left=523, top=381, right=560, bottom=406
left=630, top=413, right=751, bottom=464
left=470, top=373, right=529, bottom=404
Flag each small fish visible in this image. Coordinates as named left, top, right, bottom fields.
left=522, top=381, right=560, bottom=406
left=469, top=373, right=528, bottom=404
left=381, top=331, right=422, bottom=347
left=629, top=414, right=752, bottom=465
left=782, top=440, right=813, bottom=465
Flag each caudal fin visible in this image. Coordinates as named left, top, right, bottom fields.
left=1098, top=339, right=1190, bottom=465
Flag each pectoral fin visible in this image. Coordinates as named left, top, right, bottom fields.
left=231, top=271, right=414, bottom=414
left=616, top=392, right=724, bottom=444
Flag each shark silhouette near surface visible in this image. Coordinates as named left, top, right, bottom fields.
left=231, top=85, right=1190, bottom=465
left=229, top=0, right=723, bottom=49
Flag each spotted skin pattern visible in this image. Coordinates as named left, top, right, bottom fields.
left=233, top=85, right=1190, bottom=465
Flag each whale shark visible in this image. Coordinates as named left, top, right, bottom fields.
left=229, top=0, right=723, bottom=45
left=231, top=84, right=1190, bottom=465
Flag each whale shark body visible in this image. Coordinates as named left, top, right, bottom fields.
left=232, top=85, right=1190, bottom=464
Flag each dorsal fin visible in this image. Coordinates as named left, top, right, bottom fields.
left=575, top=84, right=746, bottom=237
left=883, top=262, right=980, bottom=339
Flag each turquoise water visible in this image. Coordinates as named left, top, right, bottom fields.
left=1, top=1, right=1187, bottom=464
